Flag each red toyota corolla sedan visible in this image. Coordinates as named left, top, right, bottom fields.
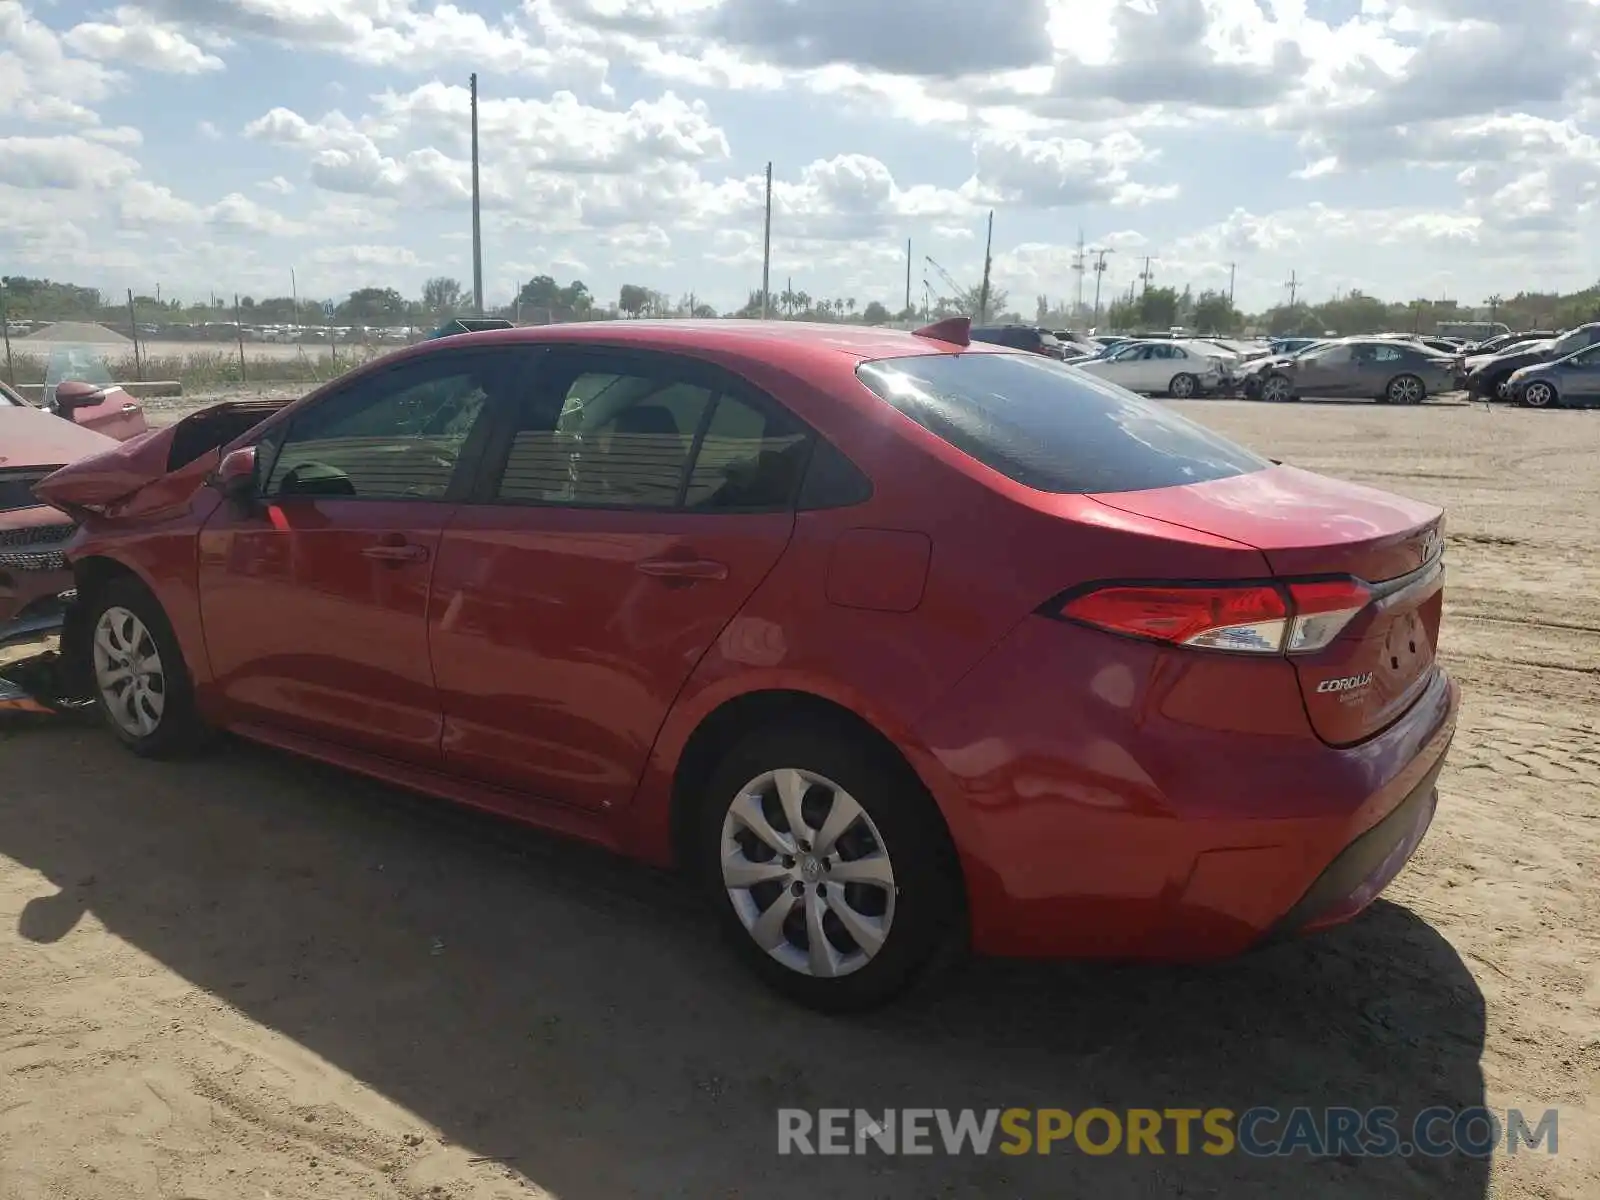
left=34, top=318, right=1458, bottom=1010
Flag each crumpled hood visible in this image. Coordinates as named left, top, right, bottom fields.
left=32, top=397, right=290, bottom=521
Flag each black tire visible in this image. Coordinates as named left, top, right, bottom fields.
left=693, top=719, right=965, bottom=1012
left=84, top=575, right=213, bottom=758
left=1167, top=372, right=1199, bottom=399
left=1521, top=380, right=1560, bottom=408
left=1385, top=374, right=1426, bottom=405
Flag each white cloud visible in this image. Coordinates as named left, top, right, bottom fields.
left=0, top=0, right=1596, bottom=312
left=64, top=5, right=225, bottom=72
left=0, top=134, right=140, bottom=188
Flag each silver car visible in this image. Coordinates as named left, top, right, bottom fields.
left=1255, top=339, right=1456, bottom=404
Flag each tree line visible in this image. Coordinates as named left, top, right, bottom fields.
left=5, top=272, right=1599, bottom=336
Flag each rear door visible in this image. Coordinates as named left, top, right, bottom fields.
left=428, top=347, right=811, bottom=812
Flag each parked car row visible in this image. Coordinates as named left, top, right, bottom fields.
left=1453, top=322, right=1600, bottom=407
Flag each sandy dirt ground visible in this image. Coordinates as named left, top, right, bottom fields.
left=0, top=395, right=1596, bottom=1199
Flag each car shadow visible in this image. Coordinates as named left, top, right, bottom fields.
left=0, top=725, right=1489, bottom=1199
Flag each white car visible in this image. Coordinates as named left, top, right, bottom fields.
left=1076, top=339, right=1229, bottom=398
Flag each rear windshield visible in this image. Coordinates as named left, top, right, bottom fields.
left=856, top=351, right=1269, bottom=495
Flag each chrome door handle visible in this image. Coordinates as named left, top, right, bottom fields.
left=361, top=543, right=429, bottom=563
left=636, top=557, right=728, bottom=581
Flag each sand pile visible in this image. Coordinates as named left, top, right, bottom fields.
left=22, top=321, right=131, bottom=345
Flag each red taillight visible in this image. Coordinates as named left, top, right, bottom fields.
left=1060, top=584, right=1289, bottom=653
left=1057, top=579, right=1372, bottom=655
left=1285, top=579, right=1371, bottom=652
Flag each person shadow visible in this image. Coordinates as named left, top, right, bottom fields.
left=2, top=725, right=1489, bottom=1199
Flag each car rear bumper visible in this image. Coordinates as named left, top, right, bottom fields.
left=910, top=616, right=1461, bottom=960
left=1261, top=752, right=1444, bottom=939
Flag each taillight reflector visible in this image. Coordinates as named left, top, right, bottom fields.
left=1057, top=579, right=1372, bottom=655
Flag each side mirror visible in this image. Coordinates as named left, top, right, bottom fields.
left=214, top=446, right=259, bottom=508
left=52, top=379, right=105, bottom=417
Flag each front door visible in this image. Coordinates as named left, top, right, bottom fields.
left=196, top=346, right=517, bottom=764
left=1096, top=344, right=1153, bottom=391
left=428, top=347, right=811, bottom=811
left=1558, top=344, right=1600, bottom=404
left=1294, top=343, right=1355, bottom=396
left=70, top=386, right=148, bottom=441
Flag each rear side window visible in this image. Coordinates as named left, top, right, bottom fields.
left=856, top=352, right=1268, bottom=495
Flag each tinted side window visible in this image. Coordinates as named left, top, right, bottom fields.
left=684, top=395, right=810, bottom=510
left=497, top=369, right=711, bottom=508
left=265, top=354, right=501, bottom=500
left=856, top=352, right=1268, bottom=495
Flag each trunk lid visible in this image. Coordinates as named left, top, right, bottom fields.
left=32, top=398, right=289, bottom=520
left=1091, top=465, right=1445, bottom=746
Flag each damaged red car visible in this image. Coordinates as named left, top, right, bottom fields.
left=33, top=319, right=1459, bottom=1011
left=1, top=377, right=150, bottom=709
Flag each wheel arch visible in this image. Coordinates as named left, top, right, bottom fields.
left=664, top=687, right=968, bottom=906
left=72, top=553, right=148, bottom=609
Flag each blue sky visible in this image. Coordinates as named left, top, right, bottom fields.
left=2, top=0, right=1598, bottom=316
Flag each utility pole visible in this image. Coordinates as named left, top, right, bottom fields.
left=1139, top=256, right=1155, bottom=295
left=1072, top=228, right=1086, bottom=320
left=1227, top=262, right=1236, bottom=306
left=760, top=162, right=773, bottom=319
left=469, top=72, right=483, bottom=315
left=976, top=210, right=995, bottom=324
left=1285, top=269, right=1299, bottom=308
left=1090, top=248, right=1113, bottom=330
left=904, top=238, right=912, bottom=315
left=0, top=279, right=14, bottom=386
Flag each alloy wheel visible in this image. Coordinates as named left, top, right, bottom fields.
left=719, top=767, right=897, bottom=979
left=1388, top=376, right=1424, bottom=405
left=93, top=605, right=166, bottom=737
left=1169, top=374, right=1196, bottom=398
left=1261, top=375, right=1292, bottom=403
left=1523, top=381, right=1555, bottom=408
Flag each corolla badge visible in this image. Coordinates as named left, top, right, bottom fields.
left=1316, top=673, right=1374, bottom=694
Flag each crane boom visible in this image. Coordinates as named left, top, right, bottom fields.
left=924, top=255, right=968, bottom=304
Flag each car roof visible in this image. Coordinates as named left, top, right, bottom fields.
left=421, top=319, right=1011, bottom=367
left=0, top=404, right=119, bottom=470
